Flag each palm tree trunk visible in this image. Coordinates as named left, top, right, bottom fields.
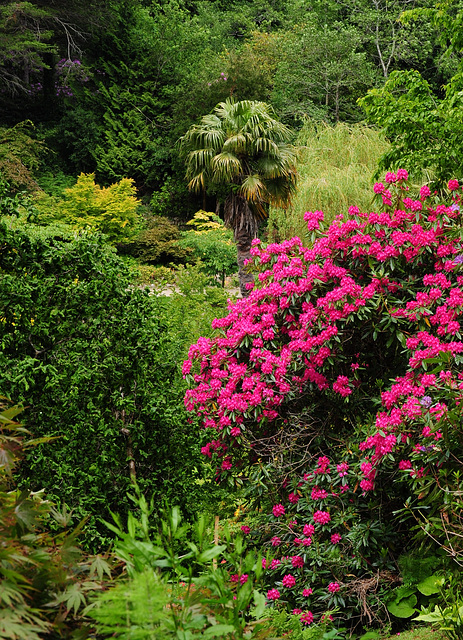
left=224, top=193, right=258, bottom=298
left=236, top=226, right=254, bottom=297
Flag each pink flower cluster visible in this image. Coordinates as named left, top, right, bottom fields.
left=313, top=510, right=331, bottom=525
left=273, top=504, right=285, bottom=517
left=282, top=574, right=296, bottom=588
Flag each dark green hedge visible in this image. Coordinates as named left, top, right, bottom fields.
left=0, top=222, right=209, bottom=549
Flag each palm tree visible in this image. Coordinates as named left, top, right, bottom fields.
left=179, top=99, right=298, bottom=297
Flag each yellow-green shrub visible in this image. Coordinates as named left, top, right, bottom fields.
left=35, top=173, right=141, bottom=242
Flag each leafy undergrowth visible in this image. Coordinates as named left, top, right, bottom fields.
left=382, top=626, right=445, bottom=640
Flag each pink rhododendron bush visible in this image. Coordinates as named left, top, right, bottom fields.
left=184, top=173, right=463, bottom=627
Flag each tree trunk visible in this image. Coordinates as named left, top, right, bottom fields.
left=223, top=193, right=258, bottom=298
left=236, top=226, right=254, bottom=297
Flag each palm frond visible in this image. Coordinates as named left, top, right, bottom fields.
left=223, top=134, right=249, bottom=155
left=211, top=152, right=242, bottom=182
left=180, top=97, right=297, bottom=203
left=254, top=137, right=280, bottom=156
left=185, top=148, right=214, bottom=178
left=188, top=172, right=207, bottom=192
left=239, top=174, right=266, bottom=203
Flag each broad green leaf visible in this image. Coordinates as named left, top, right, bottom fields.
left=196, top=545, right=226, bottom=563
left=387, top=595, right=417, bottom=618
left=202, top=624, right=236, bottom=637
left=416, top=574, right=445, bottom=596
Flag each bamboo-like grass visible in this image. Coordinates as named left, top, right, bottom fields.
left=266, top=121, right=389, bottom=242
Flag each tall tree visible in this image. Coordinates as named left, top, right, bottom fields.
left=272, top=20, right=376, bottom=124
left=358, top=0, right=463, bottom=188
left=179, top=98, right=297, bottom=296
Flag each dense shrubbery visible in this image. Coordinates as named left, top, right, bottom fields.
left=0, top=222, right=227, bottom=548
left=178, top=211, right=237, bottom=286
left=0, top=399, right=113, bottom=639
left=118, top=215, right=192, bottom=265
left=34, top=172, right=142, bottom=242
left=184, top=172, right=463, bottom=630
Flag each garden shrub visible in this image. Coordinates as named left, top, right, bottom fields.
left=0, top=398, right=112, bottom=639
left=0, top=120, right=44, bottom=192
left=118, top=215, right=192, bottom=265
left=0, top=223, right=219, bottom=548
left=178, top=210, right=237, bottom=286
left=88, top=494, right=270, bottom=640
left=34, top=172, right=142, bottom=242
left=183, top=172, right=463, bottom=628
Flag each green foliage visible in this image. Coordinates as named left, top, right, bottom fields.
left=179, top=211, right=237, bottom=286
left=224, top=31, right=281, bottom=102
left=88, top=570, right=168, bottom=639
left=0, top=2, right=55, bottom=98
left=262, top=608, right=344, bottom=640
left=0, top=176, right=33, bottom=218
left=36, top=171, right=77, bottom=198
left=415, top=574, right=463, bottom=640
left=358, top=0, right=463, bottom=190
left=35, top=172, right=142, bottom=242
left=0, top=121, right=44, bottom=191
left=120, top=215, right=191, bottom=264
left=272, top=20, right=376, bottom=125
left=0, top=223, right=221, bottom=548
left=0, top=398, right=113, bottom=639
left=133, top=263, right=177, bottom=286
left=359, top=69, right=463, bottom=189
left=91, top=83, right=165, bottom=188
left=398, top=554, right=442, bottom=586
left=88, top=495, right=270, bottom=639
left=267, top=121, right=389, bottom=241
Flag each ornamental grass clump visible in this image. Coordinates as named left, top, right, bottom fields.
left=184, top=172, right=463, bottom=627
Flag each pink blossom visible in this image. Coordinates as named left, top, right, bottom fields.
left=282, top=574, right=296, bottom=588
left=399, top=460, right=412, bottom=470
left=288, top=492, right=300, bottom=504
left=336, top=462, right=349, bottom=477
left=328, top=582, right=340, bottom=593
left=303, top=588, right=313, bottom=597
left=271, top=536, right=281, bottom=547
left=267, top=588, right=281, bottom=600
left=291, top=555, right=304, bottom=568
left=385, top=172, right=397, bottom=183
left=221, top=458, right=232, bottom=471
left=272, top=504, right=285, bottom=517
left=241, top=525, right=251, bottom=534
left=313, top=510, right=331, bottom=525
left=331, top=533, right=342, bottom=544
left=300, top=611, right=314, bottom=625
left=311, top=486, right=328, bottom=500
